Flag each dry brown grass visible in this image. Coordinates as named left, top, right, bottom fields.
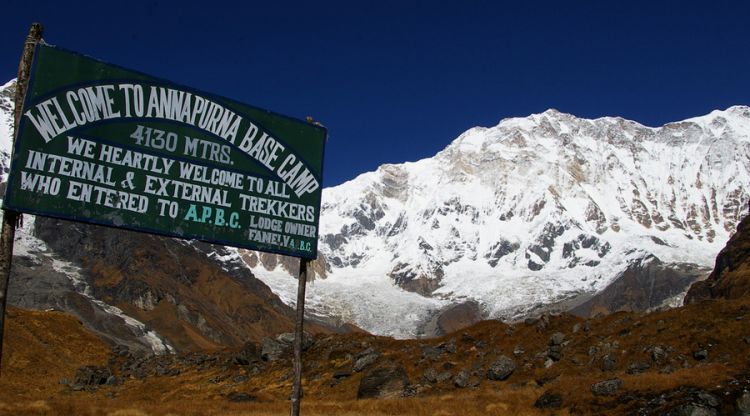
left=1, top=391, right=563, bottom=416
left=2, top=296, right=750, bottom=415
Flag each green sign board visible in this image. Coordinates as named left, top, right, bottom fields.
left=4, top=45, right=327, bottom=259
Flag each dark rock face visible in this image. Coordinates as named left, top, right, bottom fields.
left=685, top=213, right=750, bottom=303
left=8, top=247, right=157, bottom=353
left=72, top=366, right=112, bottom=391
left=486, top=355, right=516, bottom=381
left=417, top=301, right=484, bottom=338
left=435, top=301, right=483, bottom=336
left=388, top=262, right=443, bottom=296
left=572, top=254, right=709, bottom=317
left=357, top=366, right=410, bottom=399
left=22, top=217, right=337, bottom=352
left=320, top=193, right=386, bottom=269
left=261, top=332, right=313, bottom=361
left=239, top=250, right=330, bottom=280
left=276, top=332, right=314, bottom=350
left=591, top=378, right=623, bottom=396
left=353, top=351, right=380, bottom=372
left=562, top=233, right=611, bottom=268
left=525, top=223, right=567, bottom=270
left=485, top=240, right=520, bottom=267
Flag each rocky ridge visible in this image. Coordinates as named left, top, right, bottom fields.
left=685, top=207, right=750, bottom=303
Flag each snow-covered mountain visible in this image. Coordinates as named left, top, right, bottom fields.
left=249, top=106, right=750, bottom=337
left=0, top=78, right=14, bottom=182
left=3, top=76, right=748, bottom=340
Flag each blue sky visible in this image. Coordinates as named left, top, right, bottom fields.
left=2, top=1, right=749, bottom=186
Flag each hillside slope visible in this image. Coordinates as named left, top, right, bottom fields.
left=685, top=206, right=750, bottom=302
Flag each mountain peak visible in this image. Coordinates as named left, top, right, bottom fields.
left=538, top=108, right=565, bottom=118
left=252, top=106, right=750, bottom=337
left=2, top=78, right=15, bottom=88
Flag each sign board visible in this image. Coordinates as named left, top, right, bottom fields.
left=3, top=44, right=327, bottom=259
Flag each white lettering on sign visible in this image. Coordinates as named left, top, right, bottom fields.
left=23, top=84, right=321, bottom=196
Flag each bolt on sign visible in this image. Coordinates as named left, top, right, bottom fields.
left=3, top=44, right=327, bottom=259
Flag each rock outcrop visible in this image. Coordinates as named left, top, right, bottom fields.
left=685, top=211, right=750, bottom=303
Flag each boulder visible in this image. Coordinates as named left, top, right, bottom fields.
left=353, top=352, right=380, bottom=372
left=696, top=391, right=719, bottom=408
left=261, top=337, right=286, bottom=361
left=549, top=332, right=565, bottom=346
left=422, top=367, right=438, bottom=384
left=357, top=366, right=410, bottom=399
left=667, top=403, right=717, bottom=416
left=233, top=341, right=261, bottom=365
left=487, top=355, right=516, bottom=381
left=535, top=391, right=563, bottom=409
left=261, top=332, right=314, bottom=361
left=651, top=345, right=668, bottom=362
left=627, top=361, right=651, bottom=374
left=437, top=339, right=457, bottom=354
left=421, top=345, right=442, bottom=361
left=547, top=345, right=562, bottom=361
left=736, top=391, right=750, bottom=415
left=453, top=370, right=469, bottom=388
left=601, top=354, right=617, bottom=371
left=276, top=332, right=314, bottom=350
left=435, top=371, right=452, bottom=383
left=591, top=378, right=622, bottom=396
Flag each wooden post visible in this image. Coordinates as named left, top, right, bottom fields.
left=0, top=22, right=43, bottom=377
left=290, top=258, right=309, bottom=416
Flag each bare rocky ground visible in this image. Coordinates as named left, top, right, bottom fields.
left=1, top=293, right=750, bottom=415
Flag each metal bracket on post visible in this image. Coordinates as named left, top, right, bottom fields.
left=0, top=22, right=43, bottom=377
left=290, top=257, right=308, bottom=416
